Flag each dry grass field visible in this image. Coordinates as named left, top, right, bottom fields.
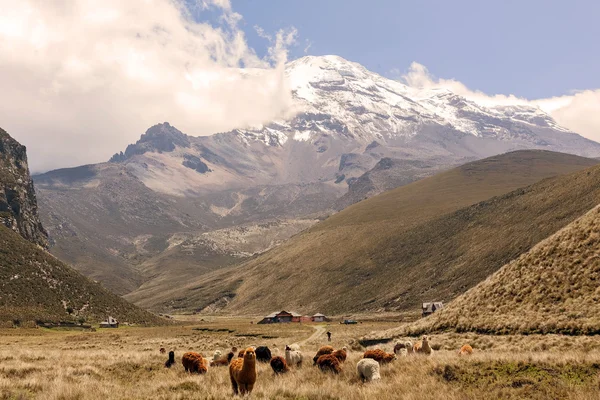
left=2, top=318, right=600, bottom=400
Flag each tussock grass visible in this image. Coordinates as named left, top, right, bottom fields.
left=393, top=204, right=600, bottom=336
left=2, top=321, right=600, bottom=399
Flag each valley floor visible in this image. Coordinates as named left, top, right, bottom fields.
left=1, top=318, right=600, bottom=399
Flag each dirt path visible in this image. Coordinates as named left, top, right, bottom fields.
left=299, top=324, right=326, bottom=346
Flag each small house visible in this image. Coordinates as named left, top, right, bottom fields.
left=311, top=313, right=329, bottom=322
left=257, top=310, right=306, bottom=324
left=290, top=311, right=303, bottom=322
left=257, top=312, right=278, bottom=324
left=99, top=316, right=119, bottom=328
left=422, top=302, right=443, bottom=317
left=300, top=315, right=312, bottom=323
left=275, top=311, right=294, bottom=323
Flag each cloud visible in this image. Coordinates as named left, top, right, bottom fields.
left=303, top=40, right=313, bottom=54
left=255, top=25, right=298, bottom=65
left=400, top=63, right=600, bottom=143
left=0, top=0, right=297, bottom=172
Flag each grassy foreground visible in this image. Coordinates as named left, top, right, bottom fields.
left=1, top=319, right=600, bottom=399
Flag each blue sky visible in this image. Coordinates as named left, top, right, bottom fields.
left=229, top=0, right=599, bottom=99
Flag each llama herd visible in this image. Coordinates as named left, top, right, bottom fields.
left=162, top=335, right=472, bottom=395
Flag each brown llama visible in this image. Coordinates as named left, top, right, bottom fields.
left=312, top=345, right=335, bottom=365
left=182, top=352, right=208, bottom=374
left=316, top=354, right=342, bottom=374
left=332, top=347, right=347, bottom=362
left=229, top=347, right=257, bottom=395
left=270, top=356, right=289, bottom=374
left=458, top=344, right=473, bottom=356
left=363, top=349, right=396, bottom=364
left=413, top=336, right=434, bottom=355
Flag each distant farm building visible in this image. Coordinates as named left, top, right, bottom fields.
left=99, top=316, right=119, bottom=328
left=258, top=311, right=328, bottom=324
left=258, top=311, right=300, bottom=324
left=422, top=302, right=443, bottom=317
left=311, top=313, right=330, bottom=322
left=300, top=315, right=312, bottom=323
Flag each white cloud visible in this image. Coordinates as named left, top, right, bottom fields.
left=400, top=62, right=600, bottom=143
left=0, top=0, right=296, bottom=172
left=303, top=40, right=313, bottom=54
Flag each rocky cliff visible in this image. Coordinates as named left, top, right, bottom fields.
left=0, top=127, right=163, bottom=326
left=0, top=128, right=48, bottom=248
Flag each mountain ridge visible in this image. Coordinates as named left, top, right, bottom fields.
left=123, top=150, right=600, bottom=313
left=33, top=54, right=600, bottom=302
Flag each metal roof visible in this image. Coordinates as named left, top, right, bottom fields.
left=264, top=310, right=303, bottom=318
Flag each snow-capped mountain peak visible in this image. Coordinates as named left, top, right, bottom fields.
left=102, top=55, right=599, bottom=197
left=280, top=55, right=583, bottom=143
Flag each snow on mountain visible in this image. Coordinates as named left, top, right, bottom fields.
left=91, top=55, right=600, bottom=197
left=231, top=55, right=590, bottom=150
left=32, top=55, right=600, bottom=300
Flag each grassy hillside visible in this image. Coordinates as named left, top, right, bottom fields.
left=398, top=204, right=600, bottom=336
left=145, top=150, right=599, bottom=314
left=0, top=225, right=163, bottom=326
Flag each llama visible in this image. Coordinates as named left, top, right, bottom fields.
left=357, top=358, right=381, bottom=382
left=316, top=354, right=342, bottom=374
left=313, top=345, right=335, bottom=365
left=393, top=341, right=413, bottom=356
left=182, top=352, right=208, bottom=374
left=270, top=356, right=289, bottom=374
left=210, top=351, right=235, bottom=367
left=285, top=345, right=303, bottom=368
left=229, top=347, right=257, bottom=395
left=458, top=344, right=473, bottom=356
left=255, top=346, right=272, bottom=363
left=363, top=349, right=396, bottom=364
left=413, top=336, right=433, bottom=355
left=288, top=343, right=300, bottom=351
left=164, top=351, right=175, bottom=368
left=332, top=347, right=347, bottom=362
left=227, top=351, right=235, bottom=361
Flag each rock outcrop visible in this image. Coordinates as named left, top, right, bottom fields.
left=0, top=128, right=48, bottom=248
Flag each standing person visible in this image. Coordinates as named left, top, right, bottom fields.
left=326, top=331, right=332, bottom=342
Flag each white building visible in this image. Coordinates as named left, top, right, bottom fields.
left=311, top=313, right=328, bottom=322
left=99, top=316, right=119, bottom=328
